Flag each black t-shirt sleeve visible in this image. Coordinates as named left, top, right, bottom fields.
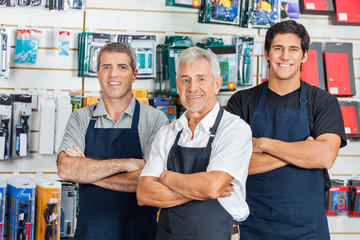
left=309, top=87, right=347, bottom=148
left=227, top=92, right=244, bottom=119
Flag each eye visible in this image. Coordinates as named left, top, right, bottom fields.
left=199, top=78, right=205, bottom=81
left=274, top=47, right=281, bottom=51
left=103, top=66, right=110, bottom=70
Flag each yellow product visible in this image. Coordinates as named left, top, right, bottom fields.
left=35, top=180, right=61, bottom=240
left=132, top=89, right=148, bottom=99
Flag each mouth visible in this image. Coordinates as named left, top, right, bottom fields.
left=107, top=80, right=121, bottom=87
left=278, top=63, right=293, bottom=68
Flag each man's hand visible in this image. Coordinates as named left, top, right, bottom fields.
left=220, top=184, right=234, bottom=197
left=125, top=159, right=146, bottom=172
left=252, top=137, right=264, bottom=153
left=65, top=145, right=85, bottom=157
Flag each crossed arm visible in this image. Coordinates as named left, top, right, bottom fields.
left=137, top=171, right=234, bottom=208
left=57, top=145, right=145, bottom=192
left=249, top=133, right=341, bottom=175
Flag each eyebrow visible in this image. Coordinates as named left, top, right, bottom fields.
left=101, top=63, right=129, bottom=68
left=180, top=74, right=206, bottom=78
left=272, top=45, right=301, bottom=49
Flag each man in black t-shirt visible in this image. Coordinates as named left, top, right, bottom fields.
left=227, top=20, right=346, bottom=240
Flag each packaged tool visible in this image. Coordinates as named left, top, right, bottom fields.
left=198, top=0, right=241, bottom=25
left=118, top=35, right=157, bottom=79
left=35, top=179, right=61, bottom=240
left=53, top=28, right=70, bottom=56
left=49, top=0, right=85, bottom=11
left=234, top=36, right=255, bottom=86
left=198, top=38, right=237, bottom=91
left=0, top=28, right=10, bottom=79
left=7, top=176, right=36, bottom=240
left=59, top=181, right=77, bottom=237
left=14, top=28, right=42, bottom=64
left=280, top=0, right=299, bottom=19
left=338, top=101, right=360, bottom=138
left=0, top=94, right=12, bottom=160
left=348, top=179, right=360, bottom=217
left=0, top=181, right=6, bottom=240
left=324, top=179, right=349, bottom=216
left=247, top=0, right=281, bottom=28
left=11, top=94, right=32, bottom=158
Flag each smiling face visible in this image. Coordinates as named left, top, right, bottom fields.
left=265, top=33, right=308, bottom=83
left=97, top=51, right=138, bottom=102
left=177, top=58, right=222, bottom=115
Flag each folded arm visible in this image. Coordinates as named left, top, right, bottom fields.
left=57, top=145, right=145, bottom=185
left=252, top=133, right=341, bottom=171
left=93, top=170, right=142, bottom=192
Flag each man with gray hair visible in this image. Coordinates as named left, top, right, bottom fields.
left=137, top=46, right=252, bottom=240
left=57, top=42, right=168, bottom=240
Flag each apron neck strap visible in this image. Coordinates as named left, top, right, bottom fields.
left=207, top=107, right=224, bottom=147
left=131, top=100, right=140, bottom=129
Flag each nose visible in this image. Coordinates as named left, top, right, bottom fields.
left=109, top=67, right=119, bottom=78
left=280, top=49, right=290, bottom=61
left=189, top=78, right=199, bottom=92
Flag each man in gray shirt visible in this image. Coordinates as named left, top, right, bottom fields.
left=57, top=42, right=168, bottom=240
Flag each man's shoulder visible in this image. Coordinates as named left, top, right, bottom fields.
left=222, top=110, right=252, bottom=132
left=304, top=82, right=338, bottom=103
left=230, top=84, right=263, bottom=101
left=70, top=104, right=94, bottom=121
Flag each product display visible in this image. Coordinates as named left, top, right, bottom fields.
left=339, top=101, right=360, bottom=138
left=53, top=29, right=70, bottom=56
left=0, top=181, right=5, bottom=240
left=331, top=0, right=360, bottom=26
left=154, top=97, right=176, bottom=121
left=323, top=42, right=356, bottom=96
left=2, top=0, right=44, bottom=7
left=325, top=179, right=349, bottom=216
left=118, top=35, right=157, bottom=79
left=59, top=181, right=77, bottom=238
left=35, top=179, right=61, bottom=240
left=14, top=28, right=42, bottom=64
left=11, top=94, right=32, bottom=158
left=198, top=0, right=241, bottom=25
left=234, top=36, right=255, bottom=86
left=54, top=94, right=72, bottom=152
left=198, top=38, right=237, bottom=91
left=0, top=28, right=10, bottom=79
left=348, top=179, right=360, bottom=217
left=38, top=96, right=56, bottom=154
left=166, top=0, right=199, bottom=8
left=49, top=0, right=84, bottom=11
left=0, top=94, right=12, bottom=160
left=7, top=176, right=36, bottom=240
left=247, top=0, right=281, bottom=28
left=299, top=0, right=334, bottom=15
left=300, top=42, right=325, bottom=90
left=280, top=0, right=299, bottom=19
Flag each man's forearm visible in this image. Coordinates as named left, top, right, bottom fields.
left=57, top=152, right=133, bottom=183
left=137, top=176, right=191, bottom=208
left=93, top=170, right=141, bottom=192
left=160, top=171, right=233, bottom=200
left=255, top=133, right=341, bottom=169
left=248, top=153, right=288, bottom=175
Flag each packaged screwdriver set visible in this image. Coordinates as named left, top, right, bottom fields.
left=11, top=94, right=32, bottom=158
left=0, top=94, right=12, bottom=161
left=0, top=28, right=10, bottom=79
left=7, top=176, right=36, bottom=240
left=233, top=36, right=255, bottom=86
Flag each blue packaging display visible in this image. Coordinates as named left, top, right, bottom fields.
left=14, top=29, right=42, bottom=64
left=7, top=176, right=36, bottom=240
left=0, top=181, right=6, bottom=240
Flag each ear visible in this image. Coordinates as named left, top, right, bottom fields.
left=132, top=69, right=138, bottom=83
left=214, top=76, right=223, bottom=95
left=264, top=50, right=270, bottom=61
left=301, top=51, right=308, bottom=64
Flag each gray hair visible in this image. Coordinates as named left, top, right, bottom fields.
left=97, top=42, right=137, bottom=71
left=176, top=46, right=220, bottom=82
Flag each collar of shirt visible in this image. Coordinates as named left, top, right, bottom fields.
left=92, top=95, right=136, bottom=120
left=175, top=102, right=221, bottom=134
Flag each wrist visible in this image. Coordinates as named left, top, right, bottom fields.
left=159, top=170, right=169, bottom=184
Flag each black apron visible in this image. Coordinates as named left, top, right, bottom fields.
left=156, top=107, right=234, bottom=240
left=240, top=81, right=330, bottom=240
left=74, top=100, right=158, bottom=240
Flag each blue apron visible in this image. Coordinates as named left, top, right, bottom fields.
left=156, top=108, right=234, bottom=240
left=240, top=81, right=330, bottom=240
left=74, top=100, right=158, bottom=240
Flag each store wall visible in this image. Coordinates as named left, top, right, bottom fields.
left=0, top=1, right=359, bottom=239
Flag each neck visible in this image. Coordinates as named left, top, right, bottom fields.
left=187, top=102, right=217, bottom=136
left=103, top=94, right=133, bottom=122
left=268, top=78, right=301, bottom=96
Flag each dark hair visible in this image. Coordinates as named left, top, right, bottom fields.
left=97, top=42, right=137, bottom=71
left=265, top=20, right=310, bottom=55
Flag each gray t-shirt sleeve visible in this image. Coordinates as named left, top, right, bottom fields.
left=57, top=110, right=87, bottom=155
left=143, top=110, right=169, bottom=161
